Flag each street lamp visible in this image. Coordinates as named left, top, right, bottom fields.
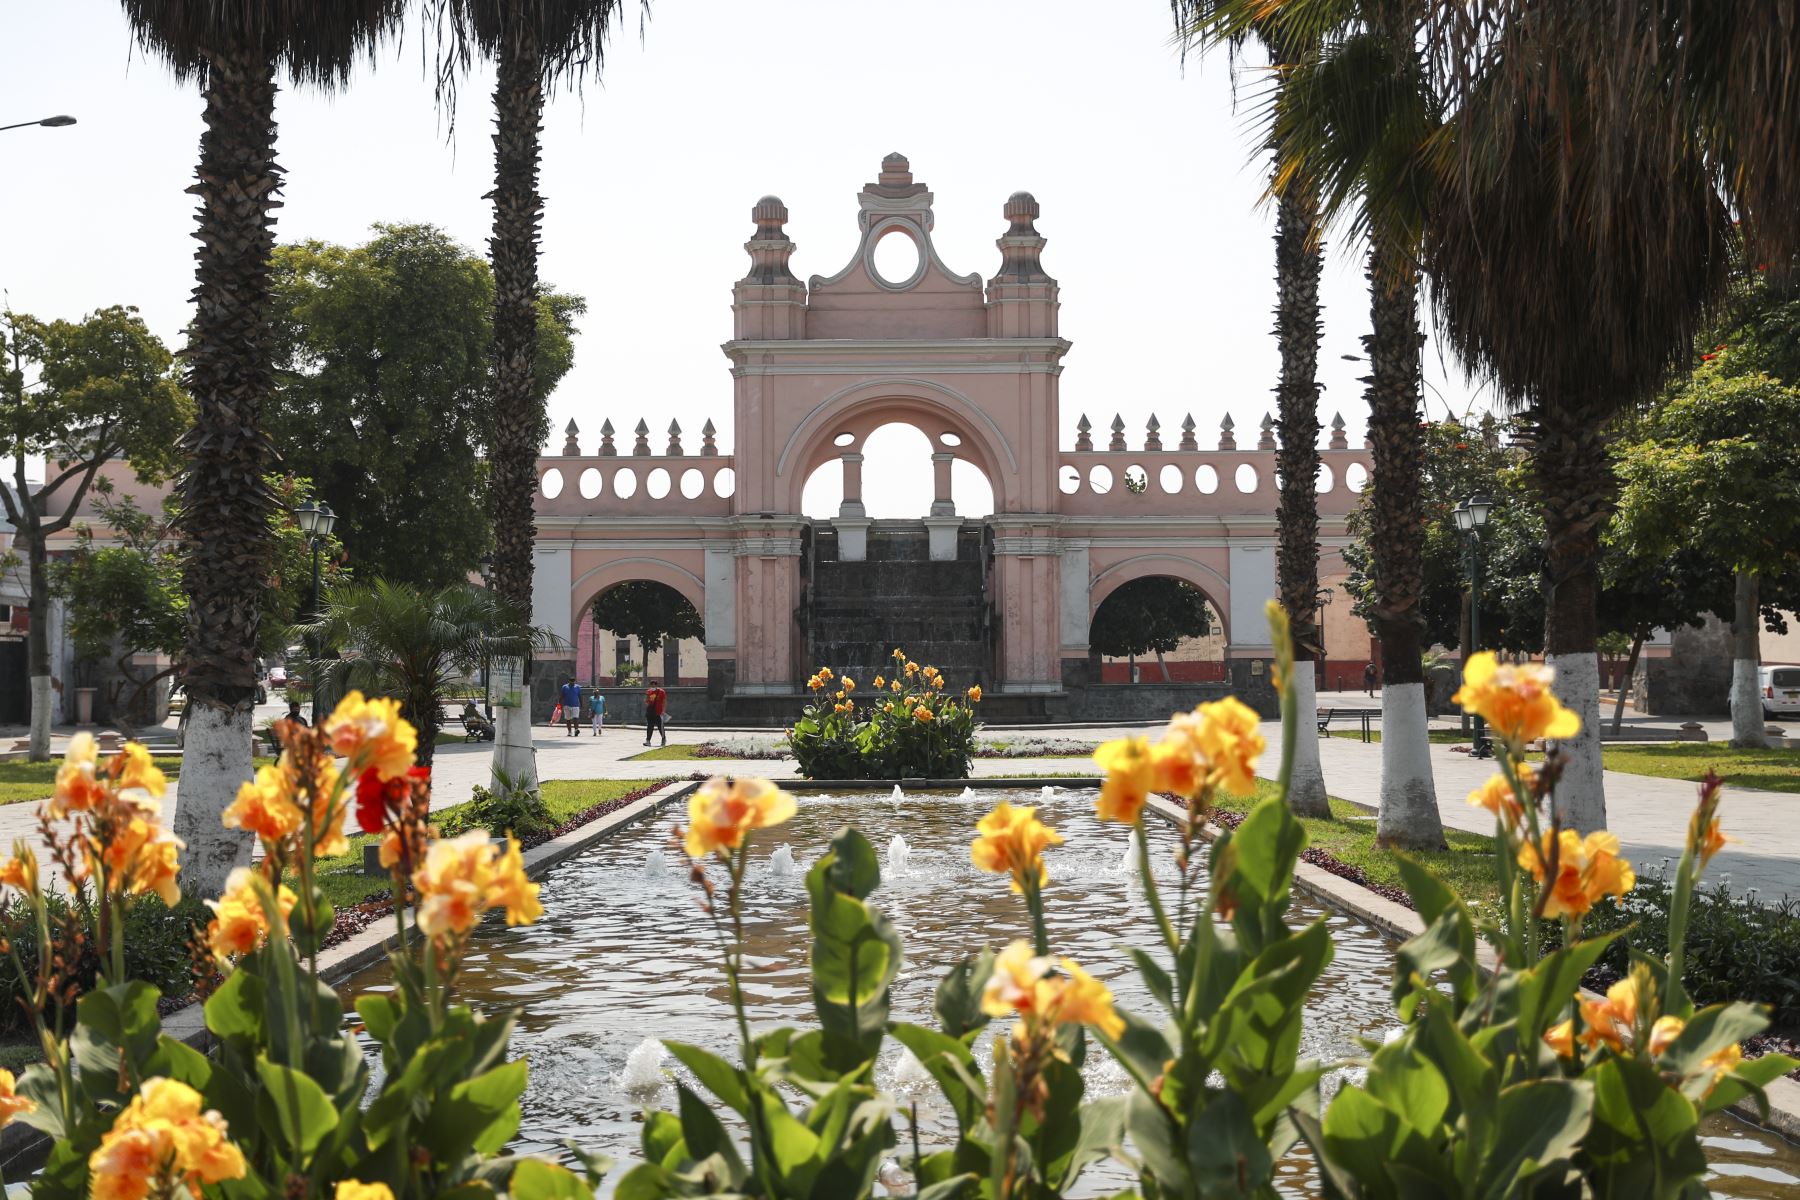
left=295, top=500, right=337, bottom=723
left=1454, top=494, right=1494, bottom=757
left=0, top=115, right=76, bottom=132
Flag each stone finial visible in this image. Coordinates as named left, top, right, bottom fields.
left=1329, top=412, right=1348, bottom=450
left=1179, top=413, right=1198, bottom=451
left=742, top=194, right=798, bottom=284
left=1075, top=413, right=1093, bottom=452
left=561, top=419, right=581, bottom=456
left=1004, top=190, right=1040, bottom=236
left=1218, top=413, right=1237, bottom=451
left=1258, top=412, right=1277, bottom=451
left=993, top=189, right=1051, bottom=282
left=1144, top=413, right=1162, bottom=451
left=1109, top=413, right=1127, bottom=452
left=632, top=419, right=651, bottom=456
left=666, top=420, right=684, bottom=456
left=880, top=152, right=912, bottom=187
left=701, top=418, right=718, bottom=454
left=599, top=419, right=617, bottom=456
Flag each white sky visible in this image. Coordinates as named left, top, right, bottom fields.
left=2, top=0, right=1485, bottom=519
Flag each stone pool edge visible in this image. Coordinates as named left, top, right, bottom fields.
left=1140, top=794, right=1800, bottom=1147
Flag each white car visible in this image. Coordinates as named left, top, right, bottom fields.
left=1762, top=665, right=1800, bottom=718
left=269, top=665, right=289, bottom=689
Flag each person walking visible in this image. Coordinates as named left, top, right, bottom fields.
left=560, top=678, right=585, bottom=737
left=644, top=682, right=667, bottom=747
left=1362, top=661, right=1377, bottom=698
left=590, top=689, right=606, bottom=736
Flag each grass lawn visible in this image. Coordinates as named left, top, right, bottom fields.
left=1326, top=728, right=1471, bottom=744
left=310, top=777, right=663, bottom=912
left=0, top=756, right=185, bottom=806
left=628, top=743, right=721, bottom=761
left=1598, top=743, right=1800, bottom=794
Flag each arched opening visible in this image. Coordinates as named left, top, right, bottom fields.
left=577, top=580, right=706, bottom=688
left=800, top=421, right=996, bottom=519
left=1089, top=575, right=1225, bottom=684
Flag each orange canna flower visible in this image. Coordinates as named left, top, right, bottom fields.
left=979, top=942, right=1124, bottom=1039
left=914, top=706, right=933, bottom=722
left=0, top=1068, right=35, bottom=1126
left=874, top=676, right=886, bottom=690
left=205, top=868, right=297, bottom=960
left=50, top=732, right=108, bottom=819
left=1452, top=652, right=1580, bottom=746
left=0, top=845, right=36, bottom=895
left=1648, top=1015, right=1686, bottom=1058
left=89, top=1077, right=245, bottom=1200
left=1093, top=737, right=1155, bottom=824
left=1467, top=764, right=1533, bottom=831
left=1166, top=697, right=1265, bottom=797
left=413, top=830, right=543, bottom=939
left=1544, top=1019, right=1576, bottom=1058
left=967, top=685, right=982, bottom=703
left=1576, top=977, right=1640, bottom=1051
left=222, top=765, right=305, bottom=846
left=682, top=776, right=797, bottom=859
left=843, top=678, right=856, bottom=693
left=1519, top=828, right=1635, bottom=919
left=1688, top=773, right=1730, bottom=869
left=971, top=802, right=1063, bottom=893
left=324, top=692, right=417, bottom=781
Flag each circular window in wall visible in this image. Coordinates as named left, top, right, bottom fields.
left=578, top=467, right=603, bottom=499
left=1195, top=464, right=1219, bottom=495
left=1159, top=464, right=1184, bottom=494
left=540, top=468, right=564, bottom=499
left=870, top=227, right=923, bottom=288
left=833, top=432, right=856, bottom=448
left=647, top=467, right=672, bottom=499
left=1344, top=462, right=1369, bottom=492
left=613, top=467, right=638, bottom=499
left=1088, top=464, right=1114, bottom=495
left=1058, top=464, right=1081, bottom=494
left=680, top=467, right=705, bottom=499
left=1316, top=462, right=1335, bottom=494
left=1234, top=463, right=1260, bottom=494
left=713, top=466, right=737, bottom=498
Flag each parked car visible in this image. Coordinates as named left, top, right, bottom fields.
left=268, top=665, right=288, bottom=689
left=1761, top=665, right=1800, bottom=718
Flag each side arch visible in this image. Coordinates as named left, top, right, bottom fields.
left=1087, top=554, right=1232, bottom=645
left=571, top=557, right=707, bottom=647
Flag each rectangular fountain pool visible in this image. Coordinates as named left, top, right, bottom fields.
left=343, top=787, right=1800, bottom=1196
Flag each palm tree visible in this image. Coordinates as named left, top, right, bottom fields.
left=1173, top=0, right=1332, bottom=818
left=297, top=580, right=551, bottom=769
left=120, top=1, right=403, bottom=895
left=437, top=0, right=638, bottom=783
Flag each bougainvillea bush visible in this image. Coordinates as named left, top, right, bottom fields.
left=787, top=650, right=983, bottom=779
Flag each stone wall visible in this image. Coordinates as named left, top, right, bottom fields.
left=1633, top=615, right=1731, bottom=716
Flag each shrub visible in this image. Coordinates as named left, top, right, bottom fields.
left=787, top=652, right=982, bottom=779
left=440, top=764, right=553, bottom=839
left=0, top=894, right=207, bottom=1036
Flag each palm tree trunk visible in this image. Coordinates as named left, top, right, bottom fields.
left=487, top=17, right=546, bottom=787
left=1730, top=569, right=1768, bottom=748
left=1364, top=241, right=1445, bottom=851
left=173, top=45, right=283, bottom=898
left=1531, top=402, right=1612, bottom=832
left=1273, top=184, right=1331, bottom=819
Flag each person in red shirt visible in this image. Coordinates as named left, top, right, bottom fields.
left=644, top=683, right=668, bottom=747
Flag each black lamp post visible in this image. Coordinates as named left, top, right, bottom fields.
left=0, top=114, right=76, bottom=133
left=478, top=553, right=495, bottom=718
left=295, top=500, right=337, bottom=723
left=1454, top=493, right=1494, bottom=757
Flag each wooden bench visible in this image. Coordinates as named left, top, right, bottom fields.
left=461, top=714, right=494, bottom=743
left=1317, top=707, right=1379, bottom=743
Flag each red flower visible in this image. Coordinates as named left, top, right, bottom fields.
left=356, top=766, right=428, bottom=834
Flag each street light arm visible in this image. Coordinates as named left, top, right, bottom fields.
left=0, top=116, right=77, bottom=133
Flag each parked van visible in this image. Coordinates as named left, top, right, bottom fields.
left=1761, top=665, right=1800, bottom=718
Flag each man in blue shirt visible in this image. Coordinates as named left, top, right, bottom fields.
left=559, top=678, right=584, bottom=736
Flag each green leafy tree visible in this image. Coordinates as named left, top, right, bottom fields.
left=267, top=223, right=584, bottom=587
left=0, top=305, right=190, bottom=761
left=1088, top=576, right=1214, bottom=682
left=590, top=581, right=703, bottom=682
left=1617, top=363, right=1800, bottom=746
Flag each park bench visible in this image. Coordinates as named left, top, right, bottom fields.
left=461, top=713, right=494, bottom=743
left=1317, top=707, right=1379, bottom=743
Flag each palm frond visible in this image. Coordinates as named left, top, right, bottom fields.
left=429, top=0, right=649, bottom=119
left=120, top=0, right=405, bottom=88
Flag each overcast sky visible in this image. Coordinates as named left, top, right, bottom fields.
left=3, top=0, right=1486, bottom=518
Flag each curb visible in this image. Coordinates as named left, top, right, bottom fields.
left=1142, top=796, right=1800, bottom=1148
left=0, top=779, right=696, bottom=1179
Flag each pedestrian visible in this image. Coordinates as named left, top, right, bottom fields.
left=590, top=688, right=606, bottom=736
left=284, top=700, right=308, bottom=728
left=1363, top=661, right=1377, bottom=697
left=560, top=677, right=585, bottom=737
left=644, top=681, right=667, bottom=747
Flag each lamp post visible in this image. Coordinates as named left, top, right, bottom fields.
left=294, top=500, right=337, bottom=724
left=0, top=115, right=76, bottom=133
left=478, top=553, right=494, bottom=718
left=1453, top=493, right=1494, bottom=757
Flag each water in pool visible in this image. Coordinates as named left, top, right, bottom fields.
left=344, top=787, right=1800, bottom=1196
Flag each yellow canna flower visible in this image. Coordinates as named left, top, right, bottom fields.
left=89, top=1077, right=245, bottom=1200
left=967, top=685, right=982, bottom=703
left=112, top=742, right=167, bottom=801
left=1648, top=1014, right=1686, bottom=1057
left=222, top=765, right=305, bottom=845
left=50, top=731, right=107, bottom=819
left=1544, top=1019, right=1576, bottom=1058
left=1092, top=736, right=1154, bottom=824
left=971, top=802, right=1063, bottom=893
left=1576, top=976, right=1640, bottom=1051
left=892, top=647, right=906, bottom=660
left=413, top=831, right=542, bottom=939
left=874, top=675, right=886, bottom=690
left=1467, top=764, right=1533, bottom=831
left=337, top=1185, right=396, bottom=1200
left=0, top=845, right=36, bottom=894
left=818, top=666, right=834, bottom=681
left=884, top=702, right=895, bottom=714
left=914, top=706, right=933, bottom=722
left=1046, top=958, right=1125, bottom=1040
left=682, top=776, right=797, bottom=859
left=324, top=692, right=417, bottom=781
left=981, top=940, right=1053, bottom=1019
left=1451, top=652, right=1580, bottom=746
left=0, top=1068, right=35, bottom=1126
left=904, top=661, right=920, bottom=677
left=843, top=678, right=856, bottom=693
left=205, top=868, right=297, bottom=959
left=1519, top=829, right=1635, bottom=919
left=1163, top=697, right=1264, bottom=797
left=891, top=680, right=902, bottom=693
left=979, top=944, right=1124, bottom=1039
left=1701, top=1042, right=1743, bottom=1093
left=100, top=814, right=183, bottom=906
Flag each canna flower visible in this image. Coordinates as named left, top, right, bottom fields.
left=1688, top=773, right=1730, bottom=869
left=891, top=680, right=902, bottom=694
left=0, top=1068, right=34, bottom=1126
left=414, top=830, right=543, bottom=939
left=355, top=765, right=429, bottom=836
left=112, top=742, right=167, bottom=801
left=818, top=667, right=834, bottom=682
left=223, top=765, right=305, bottom=844
left=914, top=706, right=933, bottom=722
left=0, top=845, right=36, bottom=894
left=971, top=802, right=1063, bottom=892
left=1702, top=1042, right=1743, bottom=1091
left=967, top=685, right=982, bottom=703
left=1576, top=976, right=1640, bottom=1051
left=892, top=648, right=906, bottom=660
left=101, top=815, right=183, bottom=906
left=904, top=661, right=920, bottom=677
left=205, top=868, right=297, bottom=959
left=50, top=732, right=107, bottom=818
left=682, top=776, right=797, bottom=859
left=834, top=689, right=846, bottom=701
left=1467, top=764, right=1534, bottom=831
left=981, top=941, right=1054, bottom=1018
left=1092, top=736, right=1154, bottom=824
left=1544, top=1019, right=1576, bottom=1058
left=979, top=942, right=1124, bottom=1039
left=1519, top=829, right=1636, bottom=919
left=89, top=1077, right=245, bottom=1200
left=808, top=674, right=825, bottom=692
left=1162, top=697, right=1265, bottom=797
left=1047, top=958, right=1126, bottom=1040
left=324, top=692, right=417, bottom=781
left=874, top=675, right=886, bottom=690
left=1452, top=652, right=1580, bottom=746
left=1648, top=1015, right=1686, bottom=1057
left=843, top=678, right=856, bottom=693
left=337, top=1185, right=396, bottom=1200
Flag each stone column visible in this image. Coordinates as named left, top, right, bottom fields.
left=834, top=452, right=872, bottom=561
left=930, top=451, right=955, bottom=516
left=839, top=453, right=866, bottom=518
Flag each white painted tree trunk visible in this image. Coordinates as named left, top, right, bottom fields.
left=1286, top=670, right=1330, bottom=817
left=1375, top=682, right=1444, bottom=848
left=171, top=701, right=254, bottom=900
left=492, top=705, right=539, bottom=791
left=1730, top=570, right=1767, bottom=748
left=27, top=676, right=52, bottom=761
left=1547, top=651, right=1606, bottom=833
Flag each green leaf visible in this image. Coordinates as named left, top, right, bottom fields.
left=1125, top=1087, right=1193, bottom=1194
left=758, top=1088, right=823, bottom=1193
left=72, top=980, right=163, bottom=1102
left=916, top=1176, right=978, bottom=1200
left=1392, top=907, right=1479, bottom=1017
left=1186, top=1089, right=1274, bottom=1194
left=1584, top=1056, right=1706, bottom=1195
left=1512, top=934, right=1619, bottom=1046
left=1054, top=1094, right=1126, bottom=1191
left=1705, top=1052, right=1800, bottom=1117
left=662, top=1041, right=745, bottom=1114
left=807, top=838, right=903, bottom=1052
left=1365, top=1039, right=1449, bottom=1138
left=675, top=1083, right=746, bottom=1184
left=1475, top=1079, right=1593, bottom=1200
left=934, top=948, right=996, bottom=1038
left=641, top=1109, right=685, bottom=1169
left=206, top=967, right=268, bottom=1043
left=1321, top=1085, right=1404, bottom=1200
left=1660, top=1002, right=1768, bottom=1080
left=822, top=826, right=881, bottom=898
left=1126, top=947, right=1175, bottom=1016
left=891, top=1022, right=986, bottom=1135
left=14, top=1062, right=67, bottom=1139
left=510, top=1159, right=595, bottom=1200
left=255, top=1056, right=341, bottom=1155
